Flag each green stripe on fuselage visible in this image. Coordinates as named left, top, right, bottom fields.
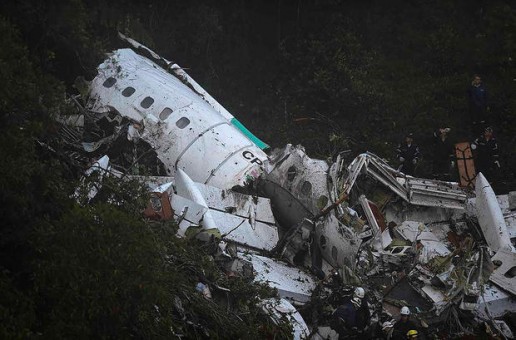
left=231, top=118, right=269, bottom=150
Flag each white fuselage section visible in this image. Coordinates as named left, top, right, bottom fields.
left=87, top=49, right=267, bottom=189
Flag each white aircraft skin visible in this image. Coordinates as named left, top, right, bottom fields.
left=87, top=48, right=267, bottom=190
left=80, top=37, right=516, bottom=337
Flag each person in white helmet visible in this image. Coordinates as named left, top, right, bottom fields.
left=393, top=306, right=418, bottom=340
left=381, top=320, right=395, bottom=339
left=353, top=287, right=370, bottom=334
left=331, top=286, right=368, bottom=338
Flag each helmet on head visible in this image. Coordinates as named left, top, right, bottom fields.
left=354, top=287, right=365, bottom=299
left=400, top=306, right=411, bottom=315
left=382, top=321, right=394, bottom=330
left=407, top=329, right=418, bottom=337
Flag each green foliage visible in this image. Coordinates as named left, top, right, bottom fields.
left=32, top=203, right=172, bottom=338
left=31, top=200, right=287, bottom=338
left=2, top=0, right=516, bottom=336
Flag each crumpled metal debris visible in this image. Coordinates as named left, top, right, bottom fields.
left=56, top=34, right=516, bottom=339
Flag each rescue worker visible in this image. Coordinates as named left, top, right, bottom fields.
left=392, top=306, right=418, bottom=340
left=432, top=127, right=454, bottom=180
left=471, top=127, right=500, bottom=181
left=353, top=287, right=370, bottom=334
left=467, top=74, right=488, bottom=129
left=331, top=287, right=367, bottom=339
left=380, top=320, right=395, bottom=339
left=407, top=329, right=418, bottom=339
left=396, top=133, right=421, bottom=176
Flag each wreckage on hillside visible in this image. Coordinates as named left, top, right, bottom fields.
left=55, top=33, right=516, bottom=338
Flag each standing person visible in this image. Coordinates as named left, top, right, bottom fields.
left=330, top=286, right=368, bottom=339
left=353, top=287, right=370, bottom=335
left=380, top=321, right=395, bottom=339
left=471, top=127, right=500, bottom=181
left=396, top=133, right=421, bottom=176
left=392, top=307, right=418, bottom=340
left=432, top=127, right=455, bottom=180
left=467, top=74, right=488, bottom=130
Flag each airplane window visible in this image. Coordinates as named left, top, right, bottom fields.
left=331, top=246, right=338, bottom=261
left=320, top=235, right=327, bottom=249
left=505, top=266, right=516, bottom=278
left=140, top=96, right=154, bottom=109
left=122, top=87, right=136, bottom=97
left=301, top=181, right=312, bottom=196
left=391, top=247, right=403, bottom=254
left=159, top=108, right=173, bottom=121
left=287, top=166, right=297, bottom=181
left=103, top=77, right=116, bottom=88
left=176, top=117, right=190, bottom=129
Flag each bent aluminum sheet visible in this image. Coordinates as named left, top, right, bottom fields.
left=173, top=170, right=278, bottom=250
left=475, top=173, right=513, bottom=253
left=260, top=298, right=309, bottom=340
left=476, top=282, right=516, bottom=319
left=194, top=182, right=275, bottom=225
left=396, top=221, right=451, bottom=263
left=171, top=193, right=278, bottom=250
left=240, top=252, right=316, bottom=303
left=490, top=249, right=516, bottom=296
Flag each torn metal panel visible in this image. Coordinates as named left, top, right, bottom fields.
left=76, top=155, right=122, bottom=201
left=344, top=153, right=467, bottom=210
left=266, top=144, right=331, bottom=215
left=406, top=178, right=466, bottom=210
left=260, top=298, right=309, bottom=340
left=257, top=179, right=313, bottom=228
left=240, top=253, right=316, bottom=304
left=359, top=195, right=390, bottom=251
left=194, top=182, right=275, bottom=225
left=87, top=48, right=267, bottom=189
left=421, top=285, right=448, bottom=311
left=510, top=191, right=516, bottom=211
left=490, top=249, right=516, bottom=296
left=175, top=169, right=218, bottom=230
left=265, top=145, right=361, bottom=269
left=396, top=221, right=451, bottom=263
left=175, top=174, right=278, bottom=250
left=475, top=173, right=514, bottom=253
left=208, top=209, right=278, bottom=251
left=171, top=179, right=279, bottom=250
left=278, top=218, right=315, bottom=265
left=476, top=283, right=516, bottom=319
left=169, top=193, right=208, bottom=236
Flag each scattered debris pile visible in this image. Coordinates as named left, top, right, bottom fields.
left=49, top=34, right=516, bottom=339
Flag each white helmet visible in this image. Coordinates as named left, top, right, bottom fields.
left=400, top=306, right=411, bottom=315
left=382, top=321, right=394, bottom=330
left=354, top=287, right=365, bottom=299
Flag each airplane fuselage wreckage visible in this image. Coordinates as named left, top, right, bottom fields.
left=59, top=33, right=516, bottom=339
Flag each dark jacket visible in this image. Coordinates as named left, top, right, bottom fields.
left=472, top=135, right=499, bottom=177
left=432, top=130, right=454, bottom=174
left=332, top=301, right=358, bottom=337
left=392, top=319, right=418, bottom=340
left=467, top=84, right=488, bottom=122
left=396, top=142, right=421, bottom=176
left=396, top=143, right=421, bottom=163
left=467, top=84, right=488, bottom=109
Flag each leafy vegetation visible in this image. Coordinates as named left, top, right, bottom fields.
left=1, top=0, right=516, bottom=337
